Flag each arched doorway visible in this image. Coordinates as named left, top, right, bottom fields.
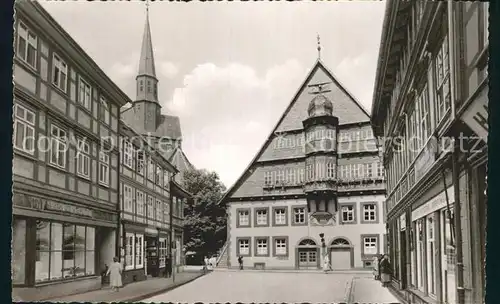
left=329, top=237, right=354, bottom=270
left=296, top=238, right=320, bottom=269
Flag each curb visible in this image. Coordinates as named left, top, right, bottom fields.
left=122, top=272, right=209, bottom=303
left=215, top=268, right=372, bottom=275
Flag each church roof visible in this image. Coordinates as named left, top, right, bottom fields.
left=120, top=107, right=183, bottom=140
left=138, top=10, right=157, bottom=79
left=169, top=147, right=195, bottom=172
left=219, top=58, right=371, bottom=203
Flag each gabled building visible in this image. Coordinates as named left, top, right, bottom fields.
left=222, top=56, right=386, bottom=271
left=12, top=1, right=128, bottom=301
left=120, top=8, right=194, bottom=185
left=370, top=1, right=488, bottom=304
left=118, top=122, right=177, bottom=283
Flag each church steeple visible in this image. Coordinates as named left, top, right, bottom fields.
left=136, top=2, right=159, bottom=103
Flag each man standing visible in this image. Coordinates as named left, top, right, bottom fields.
left=238, top=256, right=243, bottom=270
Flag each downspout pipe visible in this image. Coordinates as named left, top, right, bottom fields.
left=116, top=132, right=122, bottom=262
left=452, top=138, right=465, bottom=304
left=447, top=1, right=464, bottom=303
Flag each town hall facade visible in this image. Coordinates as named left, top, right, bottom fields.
left=222, top=58, right=387, bottom=270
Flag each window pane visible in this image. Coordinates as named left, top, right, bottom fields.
left=63, top=224, right=75, bottom=278
left=50, top=223, right=63, bottom=280
left=86, top=227, right=95, bottom=250
left=12, top=219, right=26, bottom=284
left=74, top=226, right=86, bottom=276
left=86, top=251, right=95, bottom=275
left=35, top=220, right=50, bottom=282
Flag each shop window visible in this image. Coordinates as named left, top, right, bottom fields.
left=441, top=208, right=456, bottom=304
left=12, top=218, right=26, bottom=284
left=416, top=218, right=425, bottom=291
left=35, top=221, right=95, bottom=283
left=135, top=234, right=144, bottom=268
left=125, top=233, right=135, bottom=270
left=427, top=215, right=437, bottom=297
left=159, top=238, right=168, bottom=267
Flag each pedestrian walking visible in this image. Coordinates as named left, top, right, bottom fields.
left=106, top=257, right=123, bottom=292
left=372, top=255, right=380, bottom=280
left=377, top=254, right=383, bottom=280
left=379, top=254, right=392, bottom=287
left=238, top=255, right=243, bottom=270
left=210, top=255, right=217, bottom=269
left=323, top=254, right=330, bottom=273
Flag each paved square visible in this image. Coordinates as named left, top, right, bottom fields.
left=142, top=270, right=398, bottom=303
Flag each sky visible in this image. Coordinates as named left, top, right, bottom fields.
left=40, top=1, right=386, bottom=189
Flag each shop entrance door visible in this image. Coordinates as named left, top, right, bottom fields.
left=145, top=237, right=159, bottom=277
left=298, top=249, right=318, bottom=269
left=400, top=230, right=407, bottom=289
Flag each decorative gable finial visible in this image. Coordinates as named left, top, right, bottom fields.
left=317, top=33, right=321, bottom=60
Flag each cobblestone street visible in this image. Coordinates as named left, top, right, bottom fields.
left=142, top=270, right=399, bottom=303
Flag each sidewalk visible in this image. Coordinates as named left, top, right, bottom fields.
left=215, top=267, right=373, bottom=276
left=349, top=277, right=401, bottom=303
left=47, top=270, right=207, bottom=303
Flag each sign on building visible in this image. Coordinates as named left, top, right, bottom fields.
left=461, top=87, right=488, bottom=143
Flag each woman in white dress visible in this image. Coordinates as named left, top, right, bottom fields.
left=106, top=257, right=123, bottom=292
left=323, top=254, right=330, bottom=273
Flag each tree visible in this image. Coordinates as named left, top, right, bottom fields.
left=182, top=169, right=227, bottom=262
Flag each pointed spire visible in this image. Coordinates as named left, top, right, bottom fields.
left=317, top=33, right=322, bottom=60
left=138, top=0, right=157, bottom=79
